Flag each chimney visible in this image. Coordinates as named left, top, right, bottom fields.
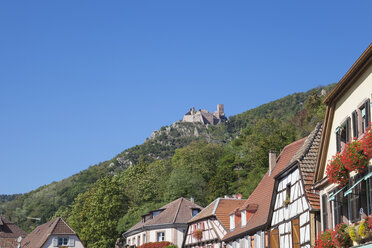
left=235, top=193, right=242, bottom=199
left=190, top=197, right=194, bottom=203
left=269, top=150, right=276, bottom=175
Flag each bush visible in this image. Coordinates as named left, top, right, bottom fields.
left=138, top=242, right=173, bottom=248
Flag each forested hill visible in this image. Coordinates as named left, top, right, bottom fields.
left=0, top=83, right=334, bottom=247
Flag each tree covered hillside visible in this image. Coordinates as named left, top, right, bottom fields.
left=0, top=84, right=334, bottom=247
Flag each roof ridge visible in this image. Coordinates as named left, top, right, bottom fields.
left=49, top=217, right=60, bottom=235
left=212, top=198, right=221, bottom=215
left=172, top=198, right=183, bottom=223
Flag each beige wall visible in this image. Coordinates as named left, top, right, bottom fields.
left=323, top=64, right=372, bottom=179
left=126, top=227, right=185, bottom=247
left=42, top=235, right=84, bottom=248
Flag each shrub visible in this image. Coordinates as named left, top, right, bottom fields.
left=138, top=242, right=172, bottom=248
left=359, top=219, right=370, bottom=239
left=334, top=223, right=352, bottom=247
left=315, top=229, right=336, bottom=248
left=349, top=224, right=361, bottom=243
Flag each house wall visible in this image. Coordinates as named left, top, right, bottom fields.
left=323, top=65, right=372, bottom=178
left=126, top=227, right=185, bottom=248
left=184, top=217, right=226, bottom=248
left=226, top=231, right=266, bottom=248
left=270, top=168, right=311, bottom=248
left=42, top=235, right=84, bottom=248
left=320, top=62, right=372, bottom=230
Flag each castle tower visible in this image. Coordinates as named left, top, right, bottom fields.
left=216, top=104, right=224, bottom=117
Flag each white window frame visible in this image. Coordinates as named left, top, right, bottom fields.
left=241, top=210, right=247, bottom=226
left=230, top=214, right=235, bottom=230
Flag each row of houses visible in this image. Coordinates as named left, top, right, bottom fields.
left=0, top=216, right=85, bottom=248
left=1, top=44, right=371, bottom=248
left=124, top=43, right=372, bottom=248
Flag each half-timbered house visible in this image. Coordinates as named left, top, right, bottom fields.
left=123, top=198, right=202, bottom=248
left=184, top=197, right=245, bottom=248
left=222, top=138, right=306, bottom=248
left=314, top=44, right=372, bottom=243
left=270, top=124, right=322, bottom=248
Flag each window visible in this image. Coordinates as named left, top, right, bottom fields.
left=286, top=183, right=291, bottom=201
left=358, top=99, right=371, bottom=135
left=58, top=237, right=68, bottom=246
left=143, top=234, right=146, bottom=244
left=192, top=209, right=200, bottom=217
left=333, top=188, right=345, bottom=225
left=336, top=118, right=351, bottom=152
left=137, top=235, right=141, bottom=245
left=153, top=210, right=162, bottom=218
left=157, top=232, right=165, bottom=242
left=241, top=210, right=247, bottom=226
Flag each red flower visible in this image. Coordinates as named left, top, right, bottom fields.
left=192, top=229, right=203, bottom=240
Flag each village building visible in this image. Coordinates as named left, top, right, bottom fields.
left=123, top=198, right=202, bottom=248
left=182, top=104, right=226, bottom=125
left=314, top=44, right=372, bottom=237
left=0, top=215, right=27, bottom=248
left=184, top=196, right=246, bottom=248
left=21, top=217, right=84, bottom=248
left=222, top=137, right=306, bottom=248
left=269, top=124, right=322, bottom=248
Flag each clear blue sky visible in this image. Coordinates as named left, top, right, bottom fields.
left=0, top=1, right=371, bottom=194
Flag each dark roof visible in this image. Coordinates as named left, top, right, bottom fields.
left=188, top=198, right=246, bottom=230
left=21, top=217, right=76, bottom=248
left=125, top=198, right=202, bottom=235
left=0, top=216, right=27, bottom=239
left=295, top=123, right=322, bottom=209
left=223, top=138, right=305, bottom=241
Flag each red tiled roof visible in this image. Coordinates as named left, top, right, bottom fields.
left=189, top=198, right=246, bottom=230
left=21, top=217, right=77, bottom=248
left=125, top=198, right=202, bottom=235
left=223, top=138, right=305, bottom=241
left=0, top=216, right=27, bottom=239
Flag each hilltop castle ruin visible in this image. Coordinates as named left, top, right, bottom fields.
left=182, top=104, right=226, bottom=125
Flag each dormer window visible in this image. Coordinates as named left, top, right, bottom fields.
left=241, top=210, right=246, bottom=226
left=192, top=208, right=200, bottom=217
left=153, top=210, right=162, bottom=218
left=230, top=214, right=235, bottom=230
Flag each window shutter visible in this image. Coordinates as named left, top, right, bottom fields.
left=346, top=117, right=351, bottom=143
left=336, top=131, right=341, bottom=153
left=52, top=238, right=58, bottom=247
left=322, top=194, right=328, bottom=230
left=269, top=229, right=279, bottom=248
left=291, top=218, right=300, bottom=248
left=365, top=99, right=371, bottom=128
left=352, top=111, right=359, bottom=138
left=68, top=237, right=75, bottom=247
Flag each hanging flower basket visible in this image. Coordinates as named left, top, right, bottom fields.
left=362, top=125, right=372, bottom=159
left=192, top=229, right=203, bottom=240
left=326, top=153, right=349, bottom=187
left=343, top=139, right=368, bottom=173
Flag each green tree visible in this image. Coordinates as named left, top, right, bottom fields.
left=68, top=176, right=128, bottom=248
